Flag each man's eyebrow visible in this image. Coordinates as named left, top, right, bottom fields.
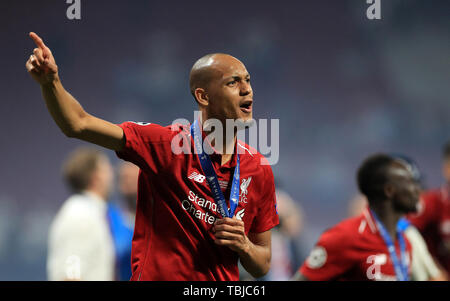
left=224, top=74, right=250, bottom=81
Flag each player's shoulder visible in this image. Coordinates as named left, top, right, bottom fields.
left=421, top=187, right=447, bottom=204
left=120, top=121, right=188, bottom=140
left=237, top=140, right=273, bottom=171
left=324, top=216, right=362, bottom=235
left=168, top=122, right=191, bottom=133
left=319, top=214, right=367, bottom=245
left=236, top=140, right=258, bottom=157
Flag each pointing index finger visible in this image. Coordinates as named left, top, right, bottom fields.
left=29, top=32, right=46, bottom=49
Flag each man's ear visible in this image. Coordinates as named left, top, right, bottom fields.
left=194, top=88, right=209, bottom=106
left=384, top=183, right=395, bottom=199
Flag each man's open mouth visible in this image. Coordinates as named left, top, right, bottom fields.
left=240, top=100, right=253, bottom=113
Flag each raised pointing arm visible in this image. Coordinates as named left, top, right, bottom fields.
left=25, top=32, right=125, bottom=151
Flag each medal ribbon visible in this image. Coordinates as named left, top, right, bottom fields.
left=191, top=120, right=240, bottom=218
left=370, top=210, right=409, bottom=281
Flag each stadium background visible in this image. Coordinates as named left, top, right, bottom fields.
left=0, top=0, right=449, bottom=280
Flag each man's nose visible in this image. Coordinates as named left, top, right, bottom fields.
left=240, top=82, right=252, bottom=96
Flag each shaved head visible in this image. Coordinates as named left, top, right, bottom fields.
left=189, top=53, right=244, bottom=100
left=188, top=53, right=253, bottom=123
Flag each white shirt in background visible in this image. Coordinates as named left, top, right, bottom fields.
left=406, top=225, right=441, bottom=281
left=47, top=191, right=115, bottom=281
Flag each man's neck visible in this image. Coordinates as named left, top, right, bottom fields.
left=220, top=153, right=234, bottom=166
left=370, top=203, right=403, bottom=241
left=201, top=117, right=237, bottom=166
left=209, top=135, right=236, bottom=166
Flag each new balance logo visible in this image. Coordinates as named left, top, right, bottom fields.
left=188, top=172, right=206, bottom=183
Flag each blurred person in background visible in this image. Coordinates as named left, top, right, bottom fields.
left=107, top=161, right=140, bottom=281
left=400, top=219, right=447, bottom=281
left=117, top=161, right=139, bottom=225
left=47, top=147, right=115, bottom=281
left=345, top=155, right=446, bottom=281
left=262, top=188, right=305, bottom=280
left=347, top=193, right=446, bottom=281
left=292, top=153, right=421, bottom=281
left=239, top=187, right=305, bottom=281
left=407, top=142, right=450, bottom=279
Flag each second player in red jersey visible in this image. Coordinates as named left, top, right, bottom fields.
left=299, top=208, right=413, bottom=281
left=293, top=154, right=421, bottom=281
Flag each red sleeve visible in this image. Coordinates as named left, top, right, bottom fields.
left=249, top=163, right=279, bottom=233
left=115, top=122, right=178, bottom=176
left=299, top=228, right=354, bottom=281
left=408, top=190, right=442, bottom=232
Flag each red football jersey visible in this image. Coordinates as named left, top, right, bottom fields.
left=300, top=208, right=412, bottom=281
left=408, top=187, right=450, bottom=274
left=115, top=121, right=279, bottom=281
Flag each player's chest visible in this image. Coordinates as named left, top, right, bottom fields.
left=172, top=161, right=261, bottom=229
left=355, top=243, right=411, bottom=281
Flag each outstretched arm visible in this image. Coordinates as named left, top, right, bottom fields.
left=25, top=32, right=125, bottom=151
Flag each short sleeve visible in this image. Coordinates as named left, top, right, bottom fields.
left=249, top=164, right=279, bottom=233
left=299, top=229, right=354, bottom=281
left=115, top=122, right=178, bottom=176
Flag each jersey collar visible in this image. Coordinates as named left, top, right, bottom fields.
left=363, top=207, right=378, bottom=234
